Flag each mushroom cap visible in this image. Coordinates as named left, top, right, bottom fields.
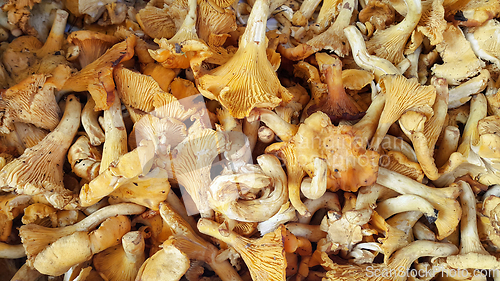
left=468, top=19, right=500, bottom=68
left=114, top=65, right=160, bottom=112
left=0, top=74, right=60, bottom=133
left=341, top=69, right=374, bottom=90
left=135, top=239, right=190, bottom=281
left=358, top=0, right=396, bottom=30
left=67, top=30, right=119, bottom=68
left=417, top=0, right=447, bottom=45
left=432, top=23, right=485, bottom=85
left=0, top=94, right=81, bottom=209
left=136, top=5, right=178, bottom=40
left=293, top=111, right=380, bottom=192
left=383, top=150, right=424, bottom=182
left=62, top=36, right=136, bottom=111
left=197, top=0, right=237, bottom=47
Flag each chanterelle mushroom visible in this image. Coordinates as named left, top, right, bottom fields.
left=196, top=0, right=292, bottom=118
left=0, top=73, right=61, bottom=134
left=0, top=94, right=81, bottom=209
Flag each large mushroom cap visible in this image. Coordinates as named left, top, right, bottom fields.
left=0, top=73, right=60, bottom=133
left=67, top=30, right=119, bottom=68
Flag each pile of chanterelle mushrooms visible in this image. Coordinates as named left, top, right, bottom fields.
left=1, top=0, right=500, bottom=280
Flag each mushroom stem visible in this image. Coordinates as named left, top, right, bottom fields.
left=81, top=96, right=105, bottom=146
left=243, top=117, right=260, bottom=152
left=0, top=243, right=25, bottom=259
left=376, top=194, right=438, bottom=223
left=352, top=92, right=386, bottom=147
left=435, top=126, right=460, bottom=167
left=285, top=223, right=326, bottom=242
left=298, top=192, right=341, bottom=224
left=307, top=54, right=363, bottom=122
left=100, top=92, right=127, bottom=173
left=249, top=108, right=298, bottom=142
left=447, top=181, right=500, bottom=269
left=19, top=203, right=145, bottom=263
left=343, top=25, right=400, bottom=80
left=376, top=167, right=462, bottom=240
left=36, top=9, right=68, bottom=58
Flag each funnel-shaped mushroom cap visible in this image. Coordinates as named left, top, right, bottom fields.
left=197, top=0, right=292, bottom=118
left=0, top=74, right=60, bottom=133
left=0, top=95, right=81, bottom=209
left=67, top=30, right=119, bottom=68
left=171, top=128, right=228, bottom=216
left=62, top=36, right=136, bottom=111
left=383, top=150, right=425, bottom=182
left=198, top=218, right=287, bottom=281
left=153, top=90, right=197, bottom=122
left=370, top=74, right=436, bottom=150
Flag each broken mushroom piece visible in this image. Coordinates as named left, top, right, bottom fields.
left=198, top=218, right=287, bottom=281
left=0, top=94, right=81, bottom=209
left=68, top=135, right=101, bottom=182
left=197, top=0, right=292, bottom=118
left=81, top=96, right=105, bottom=146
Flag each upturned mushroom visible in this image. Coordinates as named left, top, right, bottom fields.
left=196, top=0, right=292, bottom=118
left=170, top=128, right=228, bottom=217
left=198, top=218, right=287, bottom=281
left=0, top=94, right=81, bottom=209
left=369, top=74, right=436, bottom=150
left=0, top=73, right=61, bottom=134
left=66, top=30, right=119, bottom=68
left=366, top=0, right=422, bottom=65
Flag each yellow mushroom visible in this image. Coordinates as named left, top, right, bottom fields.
left=198, top=218, right=287, bottom=281
left=197, top=0, right=292, bottom=119
left=0, top=94, right=81, bottom=209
